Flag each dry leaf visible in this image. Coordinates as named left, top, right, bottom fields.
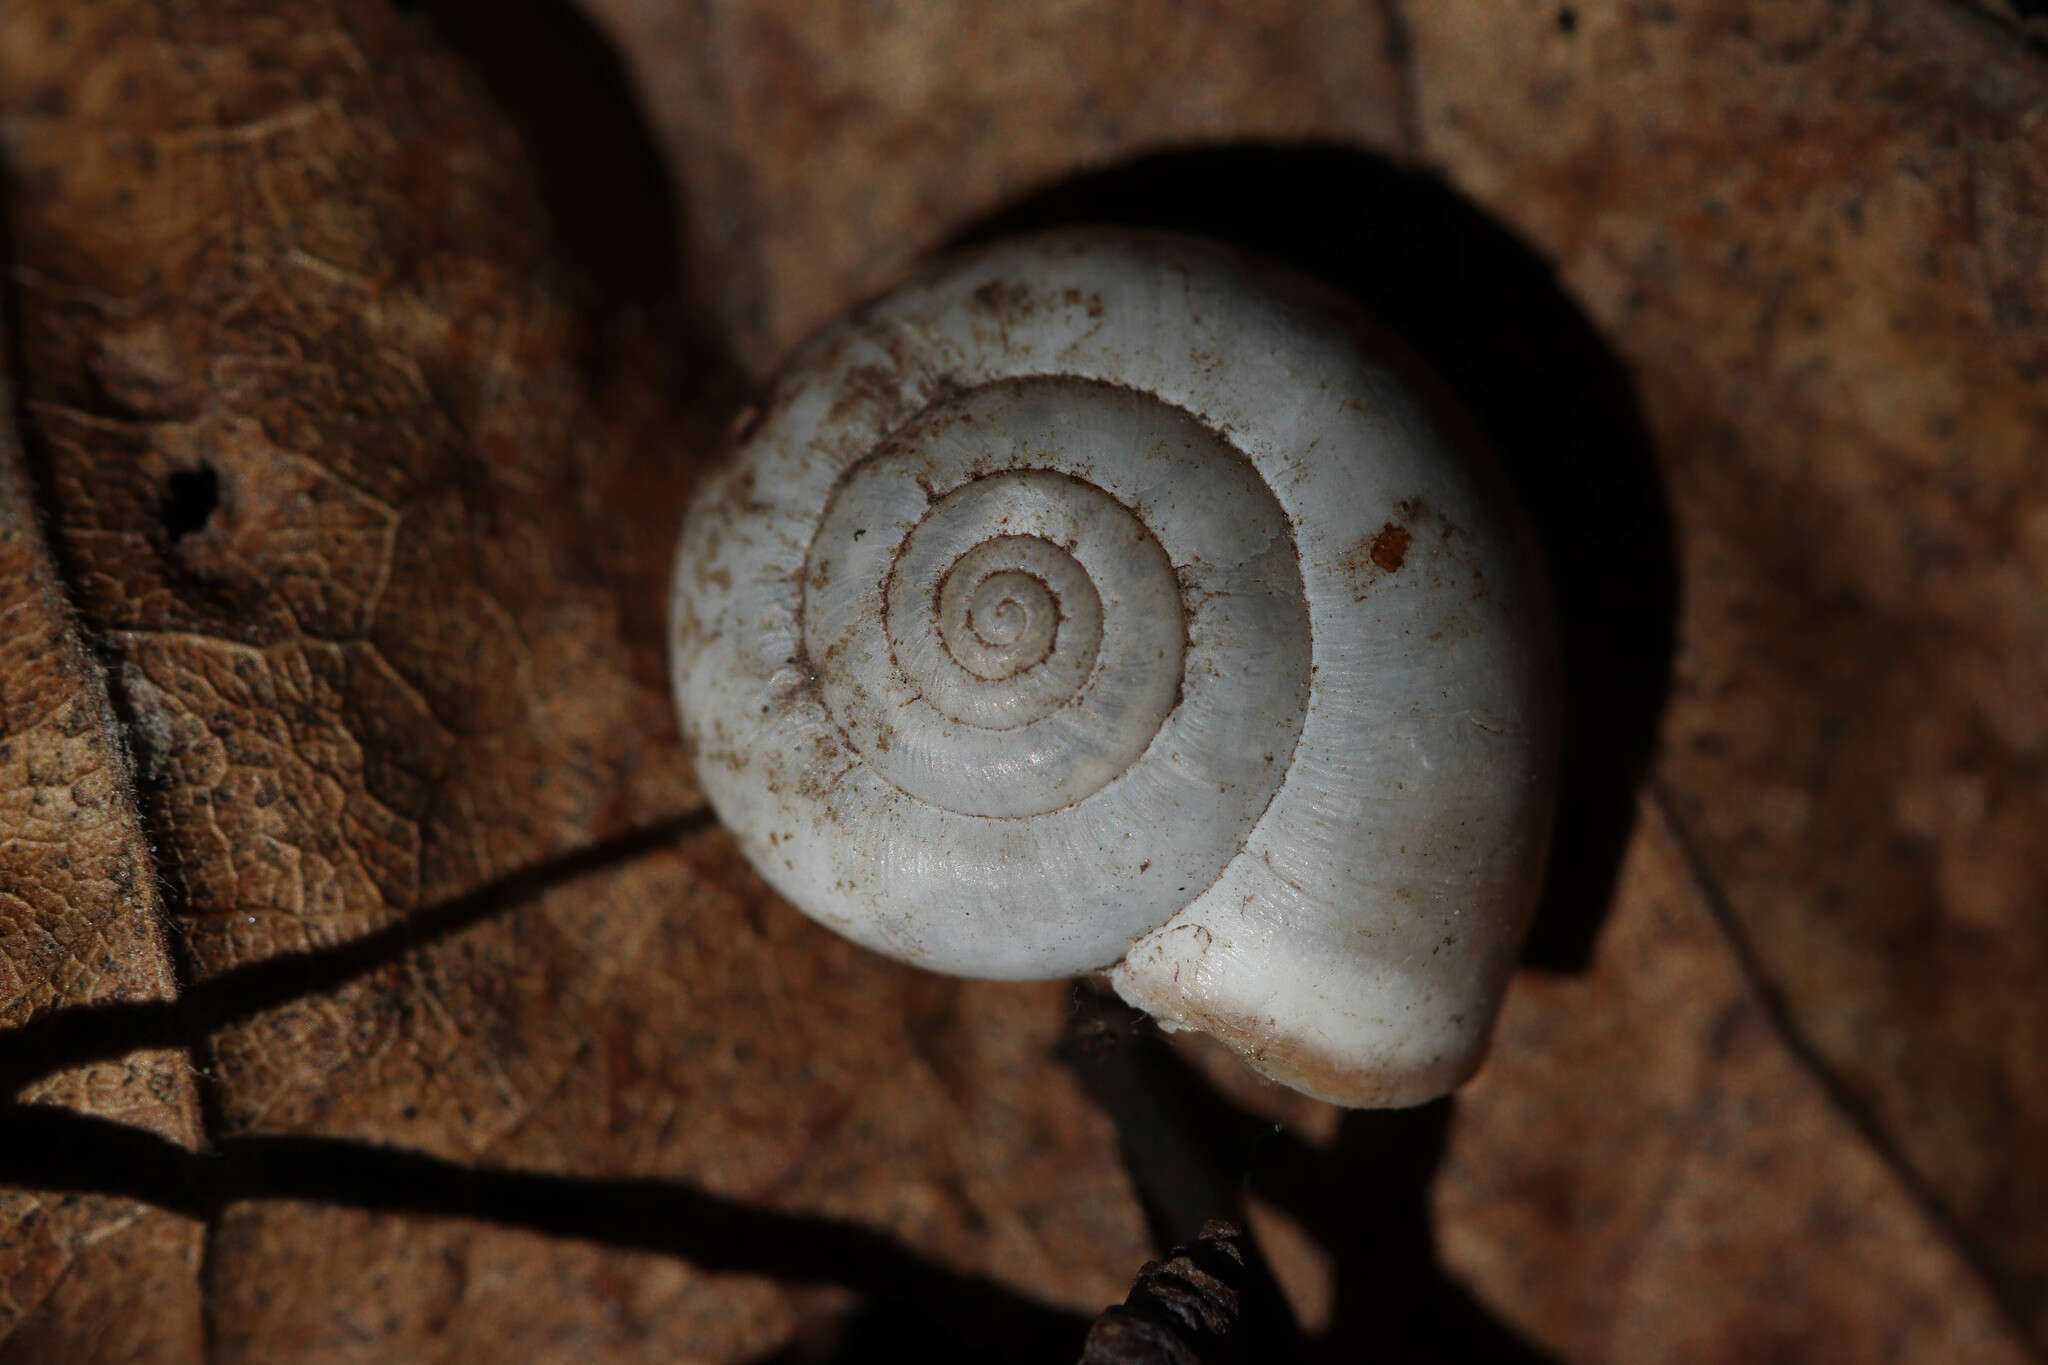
left=0, top=373, right=204, bottom=1362
left=581, top=0, right=2048, bottom=1352
left=4, top=0, right=2046, bottom=1361
left=1405, top=3, right=2048, bottom=1340
left=1, top=2, right=1146, bottom=1360
left=1436, top=797, right=2029, bottom=1364
left=575, top=0, right=1411, bottom=372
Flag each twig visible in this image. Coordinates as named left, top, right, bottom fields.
left=1080, top=1219, right=1249, bottom=1365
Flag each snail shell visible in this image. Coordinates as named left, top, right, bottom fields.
left=671, top=230, right=1559, bottom=1107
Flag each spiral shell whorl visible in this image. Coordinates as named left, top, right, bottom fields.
left=794, top=376, right=1310, bottom=959
left=673, top=232, right=1560, bottom=1106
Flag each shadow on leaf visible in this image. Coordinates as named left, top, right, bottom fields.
left=0, top=1102, right=1092, bottom=1365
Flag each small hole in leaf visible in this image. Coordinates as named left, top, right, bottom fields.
left=162, top=465, right=220, bottom=543
left=1556, top=5, right=1578, bottom=33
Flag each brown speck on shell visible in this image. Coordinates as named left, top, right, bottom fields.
left=1369, top=522, right=1413, bottom=573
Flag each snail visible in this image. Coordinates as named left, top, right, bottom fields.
left=670, top=230, right=1560, bottom=1107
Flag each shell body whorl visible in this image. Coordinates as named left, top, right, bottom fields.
left=671, top=231, right=1560, bottom=1107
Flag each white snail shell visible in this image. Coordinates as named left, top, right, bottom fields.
left=671, top=230, right=1560, bottom=1107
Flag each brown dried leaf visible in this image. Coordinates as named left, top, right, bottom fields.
left=0, top=0, right=1146, bottom=1359
left=1405, top=0, right=2048, bottom=1341
left=0, top=370, right=204, bottom=1361
left=1435, top=796, right=2029, bottom=1363
left=576, top=0, right=1412, bottom=370
left=6, top=0, right=2047, bottom=1359
left=582, top=0, right=2048, bottom=1352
